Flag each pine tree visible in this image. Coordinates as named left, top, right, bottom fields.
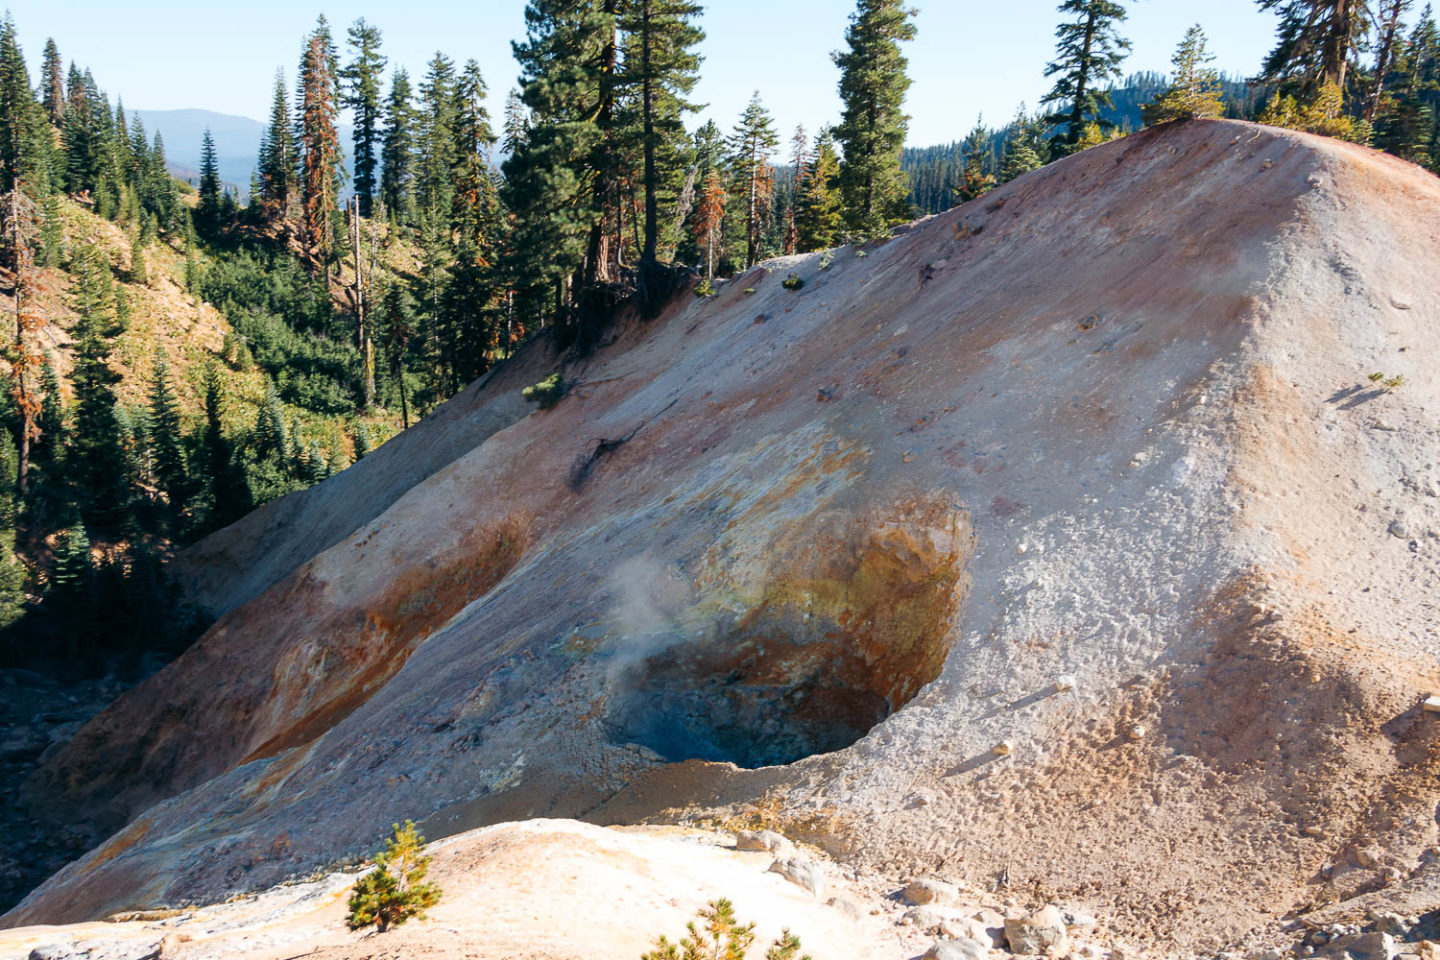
left=148, top=348, right=186, bottom=513
left=795, top=128, right=844, bottom=252
left=1366, top=0, right=1415, bottom=121
left=502, top=88, right=528, bottom=155
left=197, top=128, right=221, bottom=233
left=996, top=107, right=1045, bottom=183
left=346, top=821, right=442, bottom=933
left=618, top=0, right=704, bottom=267
left=0, top=432, right=27, bottom=630
left=0, top=14, right=43, bottom=193
left=67, top=243, right=127, bottom=530
left=342, top=19, right=387, bottom=218
left=694, top=167, right=726, bottom=278
left=833, top=0, right=917, bottom=239
left=258, top=71, right=296, bottom=217
left=381, top=68, right=416, bottom=222
left=1374, top=7, right=1439, bottom=163
left=415, top=53, right=458, bottom=226
left=954, top=123, right=996, bottom=204
left=1257, top=0, right=1368, bottom=106
left=505, top=0, right=623, bottom=339
left=1142, top=25, right=1225, bottom=124
left=1041, top=0, right=1132, bottom=153
left=728, top=93, right=779, bottom=268
left=48, top=523, right=93, bottom=615
left=41, top=38, right=63, bottom=126
left=353, top=421, right=372, bottom=459
left=451, top=59, right=498, bottom=247
left=298, top=21, right=342, bottom=267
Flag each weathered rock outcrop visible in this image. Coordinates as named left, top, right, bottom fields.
left=9, top=120, right=1440, bottom=952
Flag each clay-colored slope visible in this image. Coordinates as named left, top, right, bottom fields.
left=10, top=120, right=1440, bottom=951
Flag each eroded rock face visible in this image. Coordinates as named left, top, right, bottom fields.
left=10, top=120, right=1440, bottom=953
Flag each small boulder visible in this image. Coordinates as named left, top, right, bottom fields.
left=768, top=858, right=824, bottom=898
left=735, top=829, right=794, bottom=857
left=906, top=905, right=958, bottom=934
left=1005, top=905, right=1070, bottom=957
left=1321, top=931, right=1397, bottom=960
left=924, top=939, right=989, bottom=960
left=903, top=877, right=961, bottom=907
left=940, top=916, right=993, bottom=944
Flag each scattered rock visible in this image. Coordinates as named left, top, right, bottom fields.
left=1422, top=696, right=1440, bottom=714
left=940, top=916, right=992, bottom=943
left=1005, top=905, right=1070, bottom=957
left=1128, top=725, right=1146, bottom=740
left=924, top=938, right=988, bottom=960
left=1354, top=846, right=1383, bottom=869
left=826, top=896, right=865, bottom=922
left=993, top=741, right=1014, bottom=757
left=1389, top=519, right=1412, bottom=539
left=1061, top=909, right=1098, bottom=933
left=1320, top=931, right=1396, bottom=960
left=767, top=858, right=824, bottom=898
left=735, top=829, right=794, bottom=857
left=1054, top=675, right=1076, bottom=693
left=903, top=877, right=962, bottom=906
left=906, top=905, right=959, bottom=933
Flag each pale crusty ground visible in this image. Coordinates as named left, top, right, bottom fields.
left=0, top=821, right=950, bottom=960
left=9, top=120, right=1440, bottom=954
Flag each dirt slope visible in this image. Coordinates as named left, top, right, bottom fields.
left=9, top=120, right=1440, bottom=952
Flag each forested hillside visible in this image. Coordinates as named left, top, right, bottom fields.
left=0, top=0, right=1437, bottom=679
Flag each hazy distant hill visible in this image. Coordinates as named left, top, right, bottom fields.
left=136, top=108, right=354, bottom=198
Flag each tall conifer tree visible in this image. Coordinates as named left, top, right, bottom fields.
left=618, top=0, right=704, bottom=267
left=381, top=68, right=416, bottom=222
left=297, top=22, right=342, bottom=266
left=1041, top=0, right=1131, bottom=152
left=1257, top=0, right=1368, bottom=105
left=505, top=0, right=622, bottom=334
left=728, top=92, right=778, bottom=268
left=197, top=128, right=221, bottom=232
left=258, top=71, right=296, bottom=216
left=833, top=0, right=917, bottom=238
left=342, top=19, right=387, bottom=217
left=41, top=38, right=64, bottom=125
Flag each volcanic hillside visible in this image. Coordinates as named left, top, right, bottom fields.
left=8, top=119, right=1440, bottom=951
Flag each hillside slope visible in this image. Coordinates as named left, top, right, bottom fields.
left=9, top=119, right=1440, bottom=951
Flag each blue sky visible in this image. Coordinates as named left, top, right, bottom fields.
left=11, top=0, right=1278, bottom=147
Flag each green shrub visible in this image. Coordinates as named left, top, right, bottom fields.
left=522, top=372, right=567, bottom=409
left=781, top=273, right=804, bottom=291
left=346, top=821, right=442, bottom=933
left=694, top=279, right=716, bottom=298
left=642, top=899, right=810, bottom=960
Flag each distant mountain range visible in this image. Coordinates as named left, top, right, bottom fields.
left=135, top=108, right=354, bottom=198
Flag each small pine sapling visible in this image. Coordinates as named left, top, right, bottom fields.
left=782, top=273, right=804, bottom=291
left=641, top=899, right=810, bottom=960
left=522, top=373, right=567, bottom=409
left=346, top=820, right=442, bottom=933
